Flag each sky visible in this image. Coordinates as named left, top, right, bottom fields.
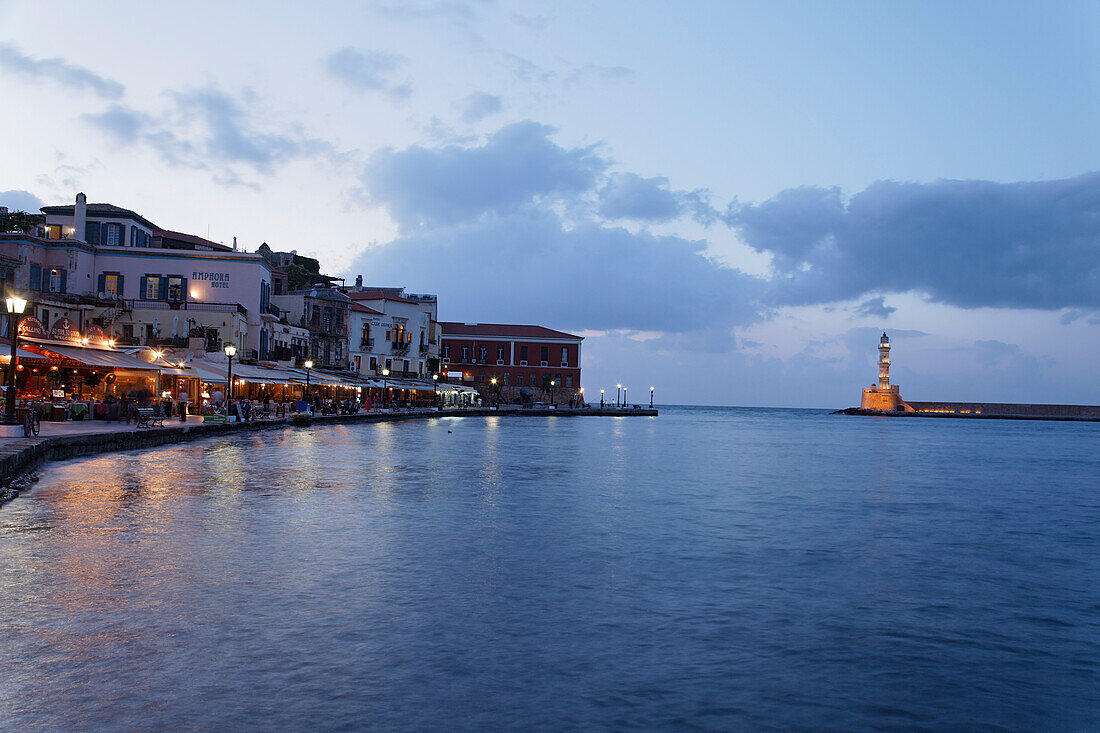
left=3, top=0, right=1100, bottom=407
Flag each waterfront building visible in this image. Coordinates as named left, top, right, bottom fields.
left=270, top=285, right=351, bottom=370
left=1, top=194, right=278, bottom=362
left=440, top=322, right=582, bottom=403
left=342, top=281, right=440, bottom=379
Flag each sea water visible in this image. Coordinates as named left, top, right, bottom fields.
left=1, top=407, right=1098, bottom=730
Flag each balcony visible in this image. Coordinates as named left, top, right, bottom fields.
left=360, top=338, right=374, bottom=350
left=261, top=302, right=281, bottom=321
left=391, top=341, right=409, bottom=354
left=419, top=343, right=429, bottom=354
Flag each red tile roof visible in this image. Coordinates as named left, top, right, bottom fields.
left=440, top=322, right=582, bottom=340
left=153, top=229, right=232, bottom=251
left=349, top=302, right=384, bottom=315
left=346, top=289, right=416, bottom=304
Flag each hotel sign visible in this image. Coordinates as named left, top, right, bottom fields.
left=192, top=271, right=232, bottom=289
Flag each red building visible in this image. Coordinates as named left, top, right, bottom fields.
left=440, top=322, right=583, bottom=403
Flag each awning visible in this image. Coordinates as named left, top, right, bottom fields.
left=186, top=362, right=228, bottom=385
left=230, top=363, right=302, bottom=386
left=25, top=342, right=160, bottom=370
left=0, top=347, right=48, bottom=364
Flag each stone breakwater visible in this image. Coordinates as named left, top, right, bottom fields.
left=833, top=405, right=1100, bottom=422
left=0, top=407, right=657, bottom=507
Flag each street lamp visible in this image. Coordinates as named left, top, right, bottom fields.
left=223, top=343, right=237, bottom=400
left=432, top=372, right=440, bottom=410
left=600, top=388, right=604, bottom=408
left=3, top=295, right=28, bottom=425
left=623, top=386, right=627, bottom=408
left=650, top=386, right=655, bottom=408
left=616, top=383, right=622, bottom=408
left=382, top=367, right=390, bottom=408
left=549, top=379, right=555, bottom=408
left=490, top=377, right=497, bottom=409
left=304, top=359, right=313, bottom=404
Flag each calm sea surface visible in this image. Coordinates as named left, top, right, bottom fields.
left=1, top=406, right=1099, bottom=731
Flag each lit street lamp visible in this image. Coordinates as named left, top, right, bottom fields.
left=433, top=373, right=440, bottom=410
left=549, top=379, right=555, bottom=408
left=490, top=377, right=497, bottom=409
left=600, top=388, right=604, bottom=408
left=304, top=359, right=313, bottom=405
left=616, top=383, right=622, bottom=408
left=623, top=386, right=628, bottom=407
left=382, top=368, right=390, bottom=408
left=650, top=386, right=655, bottom=408
left=3, top=295, right=28, bottom=426
left=224, top=343, right=237, bottom=400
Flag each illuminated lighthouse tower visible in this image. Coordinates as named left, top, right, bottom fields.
left=859, top=331, right=910, bottom=411
left=877, top=332, right=891, bottom=389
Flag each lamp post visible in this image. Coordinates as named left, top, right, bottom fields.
left=304, top=359, right=313, bottom=404
left=623, top=386, right=627, bottom=407
left=382, top=368, right=390, bottom=408
left=490, top=377, right=497, bottom=409
left=223, top=343, right=237, bottom=400
left=3, top=295, right=28, bottom=425
left=433, top=372, right=440, bottom=411
left=579, top=386, right=584, bottom=409
left=616, top=383, right=621, bottom=408
left=650, top=386, right=654, bottom=408
left=549, top=379, right=555, bottom=408
left=600, top=389, right=604, bottom=408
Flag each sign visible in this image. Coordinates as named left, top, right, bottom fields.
left=51, top=389, right=65, bottom=398
left=85, top=324, right=109, bottom=345
left=17, top=317, right=47, bottom=340
left=192, top=271, right=231, bottom=289
left=48, top=317, right=82, bottom=343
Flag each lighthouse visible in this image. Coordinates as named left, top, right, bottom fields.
left=859, top=331, right=910, bottom=411
left=878, top=332, right=891, bottom=389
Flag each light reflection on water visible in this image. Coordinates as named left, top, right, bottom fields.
left=1, top=408, right=1099, bottom=730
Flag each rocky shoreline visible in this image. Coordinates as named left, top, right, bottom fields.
left=0, top=406, right=657, bottom=507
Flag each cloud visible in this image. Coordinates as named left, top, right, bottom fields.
left=564, top=64, right=635, bottom=87
left=83, top=105, right=149, bottom=144
left=0, top=43, right=123, bottom=99
left=347, top=209, right=763, bottom=333
left=83, top=87, right=330, bottom=178
left=362, top=121, right=605, bottom=229
left=0, top=189, right=44, bottom=212
left=373, top=1, right=484, bottom=23
left=323, top=47, right=412, bottom=99
left=853, top=296, right=896, bottom=319
left=596, top=173, right=683, bottom=222
left=456, top=91, right=503, bottom=123
left=728, top=173, right=1100, bottom=311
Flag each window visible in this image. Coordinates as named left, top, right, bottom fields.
left=48, top=269, right=65, bottom=293
left=479, top=346, right=487, bottom=361
left=167, top=276, right=184, bottom=301
left=561, top=347, right=568, bottom=365
left=461, top=345, right=469, bottom=362
left=503, top=373, right=510, bottom=385
left=403, top=359, right=409, bottom=373
left=386, top=358, right=392, bottom=370
left=130, top=227, right=138, bottom=247
left=105, top=223, right=122, bottom=246
left=529, top=374, right=536, bottom=386
left=101, top=273, right=120, bottom=298
left=122, top=324, right=133, bottom=338
left=323, top=308, right=333, bottom=332
left=541, top=346, right=549, bottom=362
left=40, top=309, right=49, bottom=329
left=443, top=344, right=450, bottom=359
left=311, top=306, right=320, bottom=326
left=369, top=356, right=377, bottom=370
left=566, top=376, right=573, bottom=387
left=497, top=345, right=505, bottom=361
left=85, top=221, right=100, bottom=245
left=145, top=275, right=161, bottom=300
left=520, top=345, right=528, bottom=361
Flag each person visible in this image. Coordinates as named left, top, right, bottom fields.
left=179, top=388, right=189, bottom=422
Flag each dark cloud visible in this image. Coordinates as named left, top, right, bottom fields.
left=597, top=173, right=681, bottom=221
left=728, top=173, right=1100, bottom=311
left=457, top=91, right=503, bottom=123
left=0, top=43, right=123, bottom=99
left=0, top=189, right=44, bottom=213
left=83, top=88, right=329, bottom=179
left=347, top=209, right=763, bottom=333
left=854, top=296, right=895, bottom=319
left=363, top=121, right=605, bottom=229
left=323, top=47, right=411, bottom=99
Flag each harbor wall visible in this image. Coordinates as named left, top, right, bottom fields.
left=905, top=402, right=1100, bottom=419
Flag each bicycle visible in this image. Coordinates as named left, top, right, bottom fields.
left=16, top=406, right=40, bottom=437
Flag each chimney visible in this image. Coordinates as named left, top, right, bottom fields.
left=232, top=236, right=238, bottom=251
left=355, top=274, right=363, bottom=287
left=74, top=192, right=87, bottom=241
